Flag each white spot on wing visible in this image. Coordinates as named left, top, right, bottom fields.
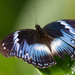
left=44, top=63, right=48, bottom=66
left=72, top=40, right=74, bottom=43
left=25, top=53, right=29, bottom=59
left=74, top=51, right=75, bottom=54
left=38, top=63, right=42, bottom=66
left=71, top=55, right=74, bottom=58
left=28, top=60, right=30, bottom=62
left=50, top=63, right=52, bottom=65
left=32, top=62, right=36, bottom=65
left=2, top=43, right=4, bottom=46
left=52, top=62, right=54, bottom=64
left=4, top=47, right=6, bottom=49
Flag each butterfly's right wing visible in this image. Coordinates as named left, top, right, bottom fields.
left=43, top=20, right=75, bottom=59
left=0, top=29, right=56, bottom=68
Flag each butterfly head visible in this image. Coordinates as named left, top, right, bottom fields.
left=35, top=25, right=46, bottom=38
left=35, top=24, right=41, bottom=30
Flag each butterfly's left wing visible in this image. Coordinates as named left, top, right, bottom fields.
left=0, top=29, right=56, bottom=68
left=43, top=20, right=75, bottom=59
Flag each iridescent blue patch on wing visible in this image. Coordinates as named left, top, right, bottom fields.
left=51, top=38, right=74, bottom=59
left=57, top=20, right=75, bottom=47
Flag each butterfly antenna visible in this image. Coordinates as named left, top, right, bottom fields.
left=24, top=9, right=37, bottom=23
left=33, top=6, right=38, bottom=26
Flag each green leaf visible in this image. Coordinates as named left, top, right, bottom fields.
left=37, top=55, right=75, bottom=75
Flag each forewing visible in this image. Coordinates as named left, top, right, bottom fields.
left=43, top=20, right=75, bottom=59
left=0, top=29, right=56, bottom=68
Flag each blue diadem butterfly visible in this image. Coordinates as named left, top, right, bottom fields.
left=0, top=20, right=75, bottom=68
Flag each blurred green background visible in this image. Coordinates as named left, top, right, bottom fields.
left=0, top=0, right=75, bottom=75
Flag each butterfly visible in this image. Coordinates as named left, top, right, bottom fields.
left=0, top=20, right=75, bottom=68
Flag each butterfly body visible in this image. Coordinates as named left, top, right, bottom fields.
left=0, top=20, right=75, bottom=68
